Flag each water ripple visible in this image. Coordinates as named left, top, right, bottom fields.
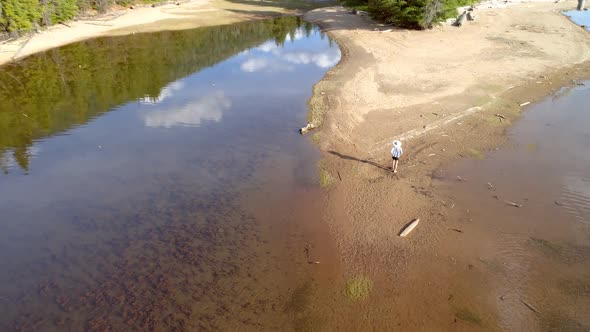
left=559, top=175, right=590, bottom=225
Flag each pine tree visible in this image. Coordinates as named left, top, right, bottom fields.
left=43, top=0, right=78, bottom=25
left=94, top=0, right=114, bottom=13
left=0, top=0, right=42, bottom=32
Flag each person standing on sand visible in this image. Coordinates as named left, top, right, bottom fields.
left=391, top=140, right=403, bottom=173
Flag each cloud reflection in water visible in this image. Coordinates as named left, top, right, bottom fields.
left=240, top=28, right=340, bottom=73
left=143, top=91, right=231, bottom=128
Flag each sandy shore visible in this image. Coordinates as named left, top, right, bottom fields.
left=303, top=1, right=590, bottom=329
left=0, top=0, right=304, bottom=66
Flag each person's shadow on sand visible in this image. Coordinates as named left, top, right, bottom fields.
left=328, top=150, right=391, bottom=171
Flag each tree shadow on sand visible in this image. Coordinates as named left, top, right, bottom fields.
left=328, top=150, right=391, bottom=171
left=224, top=0, right=335, bottom=11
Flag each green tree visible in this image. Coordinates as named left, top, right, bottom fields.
left=0, top=0, right=42, bottom=32
left=94, top=0, right=114, bottom=13
left=75, top=0, right=92, bottom=11
left=43, top=0, right=78, bottom=25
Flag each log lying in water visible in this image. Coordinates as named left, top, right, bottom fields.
left=299, top=122, right=315, bottom=135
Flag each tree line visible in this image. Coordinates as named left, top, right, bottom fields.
left=0, top=0, right=153, bottom=33
left=345, top=0, right=476, bottom=29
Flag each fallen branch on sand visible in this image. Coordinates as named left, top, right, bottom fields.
left=82, top=21, right=115, bottom=27
left=504, top=201, right=522, bottom=208
left=448, top=228, right=463, bottom=233
left=400, top=218, right=420, bottom=237
left=11, top=35, right=34, bottom=60
left=487, top=182, right=494, bottom=190
left=520, top=298, right=541, bottom=314
left=0, top=37, right=17, bottom=44
left=519, top=102, right=531, bottom=107
left=456, top=175, right=467, bottom=182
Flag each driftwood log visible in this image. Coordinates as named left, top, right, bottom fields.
left=400, top=219, right=420, bottom=237
left=578, top=0, right=586, bottom=10
left=299, top=122, right=315, bottom=135
left=467, top=12, right=477, bottom=21
left=455, top=11, right=467, bottom=27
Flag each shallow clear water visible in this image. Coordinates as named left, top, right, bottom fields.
left=437, top=82, right=590, bottom=330
left=0, top=17, right=340, bottom=331
left=564, top=9, right=590, bottom=30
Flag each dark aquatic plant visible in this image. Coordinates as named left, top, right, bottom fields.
left=455, top=308, right=483, bottom=326
left=344, top=276, right=373, bottom=300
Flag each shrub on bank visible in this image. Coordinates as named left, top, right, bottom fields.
left=344, top=0, right=476, bottom=29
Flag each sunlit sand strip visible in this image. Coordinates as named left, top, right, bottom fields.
left=367, top=106, right=482, bottom=156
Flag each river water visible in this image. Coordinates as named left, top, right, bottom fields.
left=564, top=9, right=590, bottom=31
left=0, top=17, right=340, bottom=331
left=435, top=82, right=590, bottom=330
